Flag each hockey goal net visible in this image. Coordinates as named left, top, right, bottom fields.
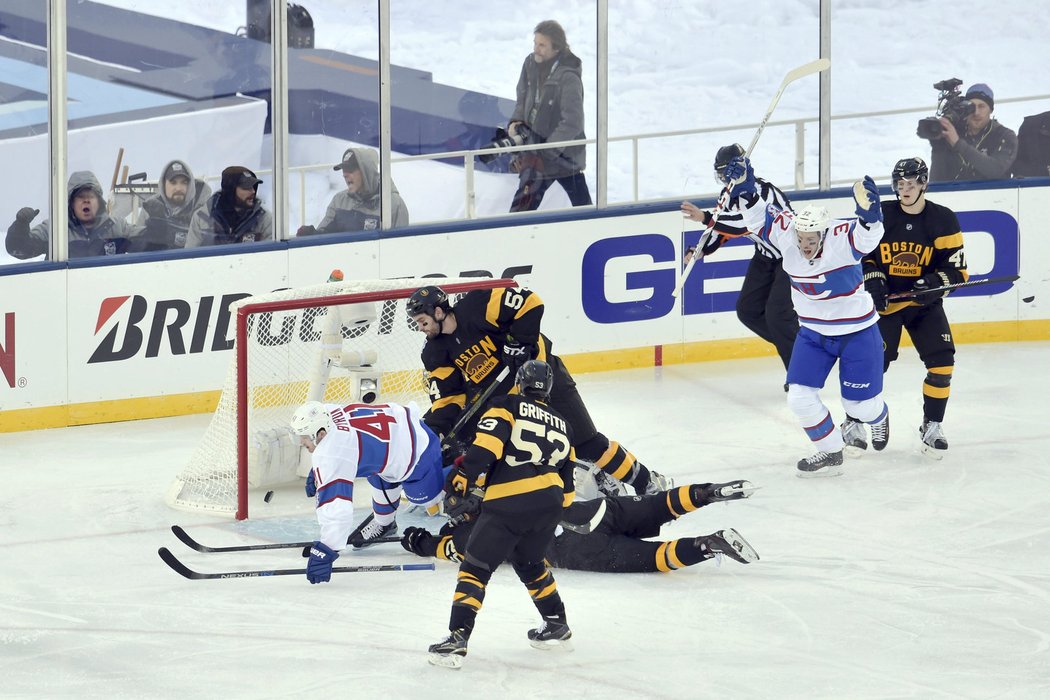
left=166, top=276, right=514, bottom=519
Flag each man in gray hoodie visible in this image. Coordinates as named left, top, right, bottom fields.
left=132, top=159, right=212, bottom=252
left=5, top=171, right=135, bottom=260
left=297, top=147, right=410, bottom=235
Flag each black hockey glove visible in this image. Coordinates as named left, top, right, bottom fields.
left=864, top=270, right=889, bottom=312
left=441, top=438, right=466, bottom=466
left=911, top=272, right=950, bottom=306
left=444, top=489, right=484, bottom=526
left=502, top=336, right=535, bottom=375
left=400, top=527, right=439, bottom=558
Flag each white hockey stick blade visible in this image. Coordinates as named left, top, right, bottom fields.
left=559, top=499, right=608, bottom=535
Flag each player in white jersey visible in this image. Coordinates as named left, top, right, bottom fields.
left=722, top=156, right=890, bottom=477
left=291, top=400, right=445, bottom=583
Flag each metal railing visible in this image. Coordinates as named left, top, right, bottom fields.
left=251, top=91, right=1050, bottom=231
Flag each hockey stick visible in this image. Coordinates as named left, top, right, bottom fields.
left=674, top=57, right=831, bottom=298
left=558, top=500, right=607, bottom=535
left=158, top=547, right=434, bottom=580
left=170, top=525, right=398, bottom=554
left=886, top=274, right=1019, bottom=301
left=443, top=365, right=512, bottom=448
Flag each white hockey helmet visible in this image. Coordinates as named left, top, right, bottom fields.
left=291, top=401, right=335, bottom=441
left=793, top=205, right=830, bottom=232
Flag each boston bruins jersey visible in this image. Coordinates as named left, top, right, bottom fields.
left=865, top=199, right=969, bottom=315
left=419, top=287, right=554, bottom=436
left=459, top=394, right=576, bottom=515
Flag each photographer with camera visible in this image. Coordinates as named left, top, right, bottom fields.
left=918, top=80, right=1017, bottom=182
left=504, top=20, right=592, bottom=212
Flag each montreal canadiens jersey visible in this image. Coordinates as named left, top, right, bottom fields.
left=310, top=401, right=432, bottom=550
left=739, top=201, right=884, bottom=336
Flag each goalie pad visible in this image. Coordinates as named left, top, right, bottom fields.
left=247, top=427, right=305, bottom=488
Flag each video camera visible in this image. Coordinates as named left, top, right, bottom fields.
left=917, top=78, right=977, bottom=140
left=477, top=124, right=532, bottom=164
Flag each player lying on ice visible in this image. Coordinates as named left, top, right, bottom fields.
left=400, top=473, right=760, bottom=573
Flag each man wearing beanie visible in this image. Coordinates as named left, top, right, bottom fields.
left=133, top=159, right=212, bottom=251
left=5, top=171, right=134, bottom=260
left=186, top=165, right=274, bottom=247
left=924, top=82, right=1018, bottom=182
left=296, top=146, right=409, bottom=235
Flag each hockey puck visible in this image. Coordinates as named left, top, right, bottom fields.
left=264, top=490, right=274, bottom=503
left=1022, top=296, right=1035, bottom=303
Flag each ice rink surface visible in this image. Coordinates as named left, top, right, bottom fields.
left=2, top=341, right=1049, bottom=699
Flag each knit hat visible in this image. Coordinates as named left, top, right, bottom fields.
left=965, top=83, right=994, bottom=111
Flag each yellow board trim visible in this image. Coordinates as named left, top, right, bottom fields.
left=3, top=319, right=1048, bottom=433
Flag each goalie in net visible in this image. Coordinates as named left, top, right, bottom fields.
left=166, top=277, right=514, bottom=519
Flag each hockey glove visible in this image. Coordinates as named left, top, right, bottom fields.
left=723, top=157, right=756, bottom=198
left=864, top=270, right=889, bottom=312
left=502, top=337, right=534, bottom=375
left=911, top=272, right=950, bottom=306
left=853, top=176, right=883, bottom=225
left=306, top=541, right=339, bottom=584
left=400, top=527, right=439, bottom=558
left=15, top=207, right=40, bottom=224
left=445, top=460, right=469, bottom=497
left=305, top=470, right=317, bottom=498
left=444, top=488, right=484, bottom=526
left=441, top=438, right=466, bottom=465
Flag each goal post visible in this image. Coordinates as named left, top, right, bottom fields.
left=166, top=276, right=515, bottom=520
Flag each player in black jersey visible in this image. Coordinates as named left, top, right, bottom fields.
left=426, top=361, right=576, bottom=668
left=407, top=284, right=671, bottom=494
left=682, top=144, right=798, bottom=379
left=401, top=478, right=759, bottom=573
left=848, top=157, right=968, bottom=458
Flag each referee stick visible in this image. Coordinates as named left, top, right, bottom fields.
left=674, top=57, right=831, bottom=298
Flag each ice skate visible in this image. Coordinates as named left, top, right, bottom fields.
left=527, top=617, right=573, bottom=651
left=871, top=410, right=890, bottom=451
left=840, top=416, right=868, bottom=457
left=592, top=467, right=628, bottom=497
left=796, top=450, right=843, bottom=478
left=696, top=480, right=758, bottom=504
left=350, top=520, right=398, bottom=549
left=695, top=528, right=760, bottom=564
left=920, top=420, right=948, bottom=460
left=640, top=469, right=674, bottom=495
left=427, top=628, right=468, bottom=668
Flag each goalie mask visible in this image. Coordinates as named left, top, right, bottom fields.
left=291, top=401, right=335, bottom=445
left=793, top=205, right=830, bottom=261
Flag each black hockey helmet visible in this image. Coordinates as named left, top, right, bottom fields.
left=406, top=285, right=450, bottom=318
left=516, top=359, right=554, bottom=400
left=714, top=143, right=746, bottom=183
left=891, top=157, right=929, bottom=193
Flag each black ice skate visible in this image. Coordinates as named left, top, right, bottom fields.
left=592, top=467, right=628, bottom=497
left=527, top=617, right=573, bottom=651
left=427, top=628, right=469, bottom=669
left=695, top=480, right=758, bottom=504
left=871, top=410, right=889, bottom=451
left=920, top=420, right=948, bottom=460
left=695, top=528, right=760, bottom=564
left=796, top=450, right=844, bottom=478
left=350, top=520, right=398, bottom=549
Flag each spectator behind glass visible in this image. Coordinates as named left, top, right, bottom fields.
left=924, top=83, right=1018, bottom=182
left=132, top=159, right=212, bottom=252
left=507, top=19, right=592, bottom=212
left=5, top=171, right=135, bottom=260
left=297, top=147, right=409, bottom=236
left=186, top=166, right=274, bottom=247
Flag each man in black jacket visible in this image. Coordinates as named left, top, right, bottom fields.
left=507, top=20, right=592, bottom=211
left=925, top=83, right=1017, bottom=182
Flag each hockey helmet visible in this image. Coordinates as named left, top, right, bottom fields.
left=891, top=157, right=929, bottom=193
left=291, top=401, right=335, bottom=441
left=714, top=143, right=746, bottom=184
left=406, top=285, right=450, bottom=318
left=793, top=205, right=830, bottom=232
left=516, top=360, right=554, bottom=400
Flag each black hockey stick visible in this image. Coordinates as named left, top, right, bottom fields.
left=442, top=365, right=512, bottom=449
left=674, top=57, right=831, bottom=298
left=157, top=547, right=434, bottom=580
left=170, top=525, right=398, bottom=554
left=886, top=274, right=1019, bottom=301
